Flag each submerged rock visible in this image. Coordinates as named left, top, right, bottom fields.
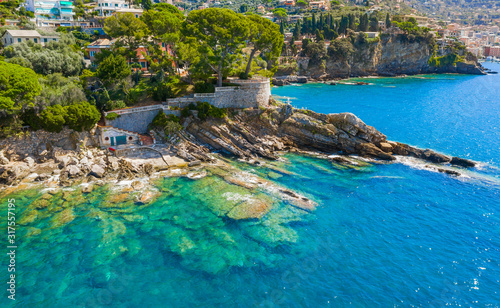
left=51, top=208, right=75, bottom=228
left=136, top=190, right=159, bottom=204
left=227, top=199, right=272, bottom=220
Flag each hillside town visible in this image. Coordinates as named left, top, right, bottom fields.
left=1, top=0, right=499, bottom=62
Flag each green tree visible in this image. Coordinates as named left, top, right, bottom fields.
left=385, top=13, right=391, bottom=28
left=303, top=41, right=326, bottom=65
left=369, top=16, right=379, bottom=32
left=104, top=13, right=147, bottom=63
left=64, top=102, right=101, bottom=131
left=243, top=14, right=283, bottom=78
left=182, top=8, right=249, bottom=87
left=39, top=104, right=67, bottom=132
left=0, top=61, right=41, bottom=112
left=239, top=4, right=248, bottom=13
left=96, top=54, right=131, bottom=86
left=296, top=0, right=308, bottom=9
left=327, top=38, right=354, bottom=60
left=142, top=5, right=184, bottom=77
left=273, top=8, right=287, bottom=22
left=142, top=0, right=152, bottom=10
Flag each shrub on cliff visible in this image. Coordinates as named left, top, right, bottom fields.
left=180, top=102, right=226, bottom=121
left=327, top=39, right=354, bottom=60
left=428, top=53, right=462, bottom=68
left=149, top=110, right=182, bottom=137
left=150, top=110, right=180, bottom=128
left=39, top=104, right=67, bottom=133
left=303, top=41, right=327, bottom=65
left=64, top=102, right=101, bottom=131
left=105, top=112, right=119, bottom=121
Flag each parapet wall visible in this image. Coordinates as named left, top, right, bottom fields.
left=104, top=105, right=182, bottom=134
left=104, top=105, right=163, bottom=134
left=103, top=78, right=270, bottom=134
left=165, top=78, right=270, bottom=109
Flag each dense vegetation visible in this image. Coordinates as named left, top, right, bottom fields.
left=0, top=61, right=100, bottom=137
left=0, top=4, right=472, bottom=137
left=181, top=102, right=227, bottom=121
left=149, top=110, right=182, bottom=137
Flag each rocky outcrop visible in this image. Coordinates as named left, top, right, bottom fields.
left=299, top=34, right=485, bottom=79
left=272, top=76, right=308, bottom=86
left=175, top=104, right=475, bottom=169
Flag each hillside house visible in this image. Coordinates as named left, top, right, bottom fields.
left=1, top=30, right=59, bottom=47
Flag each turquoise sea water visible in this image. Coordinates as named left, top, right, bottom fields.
left=1, top=63, right=500, bottom=307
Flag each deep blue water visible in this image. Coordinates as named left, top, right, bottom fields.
left=1, top=63, right=500, bottom=307
left=273, top=63, right=500, bottom=170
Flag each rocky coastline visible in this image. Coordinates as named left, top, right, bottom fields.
left=273, top=34, right=486, bottom=86
left=1, top=102, right=476, bottom=194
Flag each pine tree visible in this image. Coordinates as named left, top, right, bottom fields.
left=312, top=13, right=317, bottom=32
left=386, top=13, right=391, bottom=28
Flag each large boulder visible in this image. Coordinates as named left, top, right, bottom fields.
left=90, top=164, right=105, bottom=178
left=0, top=151, right=10, bottom=165
left=66, top=165, right=82, bottom=178
left=24, top=156, right=35, bottom=168
left=327, top=113, right=387, bottom=144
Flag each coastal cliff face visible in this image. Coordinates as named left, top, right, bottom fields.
left=300, top=34, right=484, bottom=79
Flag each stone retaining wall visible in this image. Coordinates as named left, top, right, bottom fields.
left=104, top=78, right=270, bottom=134
left=165, top=78, right=270, bottom=109
left=105, top=109, right=161, bottom=134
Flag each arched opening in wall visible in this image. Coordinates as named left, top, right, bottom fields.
left=128, top=136, right=133, bottom=141
left=104, top=137, right=109, bottom=141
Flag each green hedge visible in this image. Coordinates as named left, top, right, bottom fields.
left=428, top=53, right=462, bottom=68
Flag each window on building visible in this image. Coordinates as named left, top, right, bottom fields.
left=26, top=38, right=29, bottom=41
left=44, top=38, right=47, bottom=42
left=34, top=38, right=38, bottom=43
left=115, top=3, right=118, bottom=6
left=18, top=38, right=21, bottom=42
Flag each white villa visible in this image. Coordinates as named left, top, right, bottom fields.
left=1, top=30, right=59, bottom=47
left=25, top=0, right=76, bottom=27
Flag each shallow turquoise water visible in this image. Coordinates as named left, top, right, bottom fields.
left=1, top=63, right=500, bottom=307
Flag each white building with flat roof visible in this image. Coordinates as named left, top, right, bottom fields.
left=95, top=0, right=129, bottom=16
left=25, top=0, right=76, bottom=27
